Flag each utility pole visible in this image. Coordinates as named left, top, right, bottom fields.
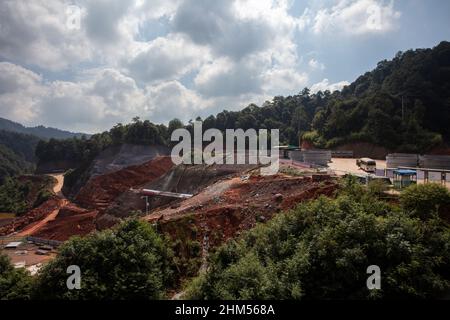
left=141, top=196, right=149, bottom=215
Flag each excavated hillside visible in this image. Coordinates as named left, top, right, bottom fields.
left=146, top=173, right=338, bottom=247
left=32, top=203, right=98, bottom=241
left=63, top=144, right=170, bottom=198
left=0, top=196, right=64, bottom=236
left=75, top=156, right=174, bottom=213
left=98, top=163, right=259, bottom=229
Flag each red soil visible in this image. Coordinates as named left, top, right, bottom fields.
left=0, top=196, right=64, bottom=236
left=75, top=156, right=174, bottom=212
left=147, top=174, right=338, bottom=247
left=32, top=203, right=98, bottom=241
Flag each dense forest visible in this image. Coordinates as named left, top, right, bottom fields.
left=0, top=130, right=40, bottom=183
left=33, top=41, right=450, bottom=171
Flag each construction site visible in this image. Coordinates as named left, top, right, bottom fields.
left=1, top=144, right=450, bottom=278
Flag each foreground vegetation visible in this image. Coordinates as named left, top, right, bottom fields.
left=1, top=181, right=449, bottom=300
left=1, top=219, right=175, bottom=300
left=185, top=180, right=450, bottom=299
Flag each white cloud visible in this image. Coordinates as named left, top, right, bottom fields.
left=0, top=0, right=405, bottom=133
left=310, top=78, right=349, bottom=93
left=125, top=34, right=209, bottom=84
left=145, top=80, right=210, bottom=122
left=309, top=0, right=401, bottom=35
left=0, top=63, right=148, bottom=132
left=262, top=68, right=308, bottom=96
left=309, top=58, right=325, bottom=70
left=0, top=0, right=92, bottom=70
left=0, top=62, right=215, bottom=132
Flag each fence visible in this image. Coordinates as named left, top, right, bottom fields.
left=331, top=150, right=354, bottom=158
left=0, top=236, right=62, bottom=248
left=26, top=236, right=62, bottom=247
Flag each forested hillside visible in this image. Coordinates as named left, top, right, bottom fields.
left=0, top=130, right=40, bottom=182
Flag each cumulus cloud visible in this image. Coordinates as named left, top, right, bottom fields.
left=0, top=63, right=147, bottom=132
left=309, top=0, right=401, bottom=35
left=173, top=0, right=299, bottom=62
left=0, top=0, right=406, bottom=132
left=194, top=57, right=263, bottom=97
left=0, top=62, right=214, bottom=132
left=308, top=58, right=325, bottom=71
left=310, top=78, right=349, bottom=93
left=125, top=34, right=209, bottom=84
left=262, top=68, right=308, bottom=96
left=0, top=0, right=92, bottom=70
left=145, top=80, right=210, bottom=123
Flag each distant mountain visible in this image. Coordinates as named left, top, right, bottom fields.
left=0, top=117, right=88, bottom=140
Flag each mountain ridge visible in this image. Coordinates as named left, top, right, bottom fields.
left=0, top=117, right=88, bottom=140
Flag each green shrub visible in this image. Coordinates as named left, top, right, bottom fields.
left=33, top=219, right=175, bottom=299
left=0, top=254, right=34, bottom=300
left=400, top=183, right=450, bottom=219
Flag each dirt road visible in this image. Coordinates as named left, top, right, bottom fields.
left=16, top=199, right=68, bottom=236
left=49, top=173, right=64, bottom=195
left=16, top=174, right=66, bottom=237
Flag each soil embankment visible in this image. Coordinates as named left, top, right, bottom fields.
left=147, top=173, right=338, bottom=247
left=99, top=163, right=259, bottom=228
left=75, top=156, right=174, bottom=213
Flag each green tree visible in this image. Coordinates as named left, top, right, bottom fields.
left=0, top=253, right=33, bottom=300
left=186, top=192, right=450, bottom=300
left=33, top=219, right=175, bottom=300
left=400, top=183, right=450, bottom=220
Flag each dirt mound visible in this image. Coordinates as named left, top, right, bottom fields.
left=0, top=196, right=64, bottom=236
left=75, top=156, right=174, bottom=213
left=32, top=203, right=97, bottom=241
left=146, top=174, right=338, bottom=247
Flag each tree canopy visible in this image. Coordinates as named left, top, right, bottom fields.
left=186, top=182, right=450, bottom=300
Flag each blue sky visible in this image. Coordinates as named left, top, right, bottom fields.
left=0, top=0, right=449, bottom=133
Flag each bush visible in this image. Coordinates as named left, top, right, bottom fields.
left=400, top=183, right=450, bottom=219
left=33, top=219, right=175, bottom=299
left=186, top=194, right=450, bottom=300
left=0, top=254, right=34, bottom=300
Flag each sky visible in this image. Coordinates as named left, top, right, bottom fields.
left=0, top=0, right=449, bottom=133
